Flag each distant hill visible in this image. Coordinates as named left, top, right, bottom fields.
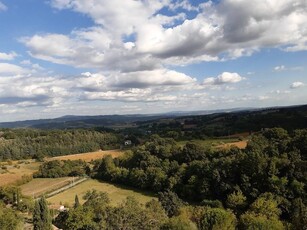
left=0, top=104, right=306, bottom=130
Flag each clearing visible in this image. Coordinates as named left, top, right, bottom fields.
left=177, top=138, right=241, bottom=148
left=0, top=160, right=40, bottom=186
left=0, top=149, right=123, bottom=186
left=48, top=149, right=123, bottom=162
left=217, top=140, right=248, bottom=149
left=47, top=179, right=156, bottom=206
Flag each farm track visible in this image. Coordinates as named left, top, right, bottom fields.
left=45, top=177, right=89, bottom=198
left=36, top=177, right=89, bottom=199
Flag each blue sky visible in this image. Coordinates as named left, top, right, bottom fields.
left=0, top=0, right=306, bottom=122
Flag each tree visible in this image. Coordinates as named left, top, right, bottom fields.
left=239, top=212, right=284, bottom=230
left=106, top=196, right=156, bottom=230
left=33, top=197, right=52, bottom=230
left=199, top=207, right=237, bottom=230
left=74, top=194, right=80, bottom=209
left=158, top=190, right=185, bottom=217
left=291, top=198, right=307, bottom=230
left=226, top=190, right=247, bottom=214
left=64, top=206, right=96, bottom=230
left=0, top=202, right=22, bottom=230
left=161, top=216, right=197, bottom=230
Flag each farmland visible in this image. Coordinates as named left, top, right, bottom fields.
left=0, top=149, right=124, bottom=186
left=20, top=177, right=74, bottom=198
left=47, top=179, right=156, bottom=206
left=48, top=149, right=123, bottom=162
left=217, top=140, right=248, bottom=149
left=177, top=137, right=245, bottom=148
left=0, top=160, right=40, bottom=186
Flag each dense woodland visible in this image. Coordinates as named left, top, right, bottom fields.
left=91, top=128, right=307, bottom=229
left=0, top=129, right=119, bottom=160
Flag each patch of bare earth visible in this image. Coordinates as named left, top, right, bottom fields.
left=217, top=140, right=248, bottom=149
left=47, top=150, right=123, bottom=162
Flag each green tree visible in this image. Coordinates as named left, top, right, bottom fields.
left=0, top=202, right=22, bottom=230
left=239, top=212, right=284, bottom=230
left=106, top=196, right=156, bottom=230
left=33, top=196, right=52, bottom=230
left=199, top=207, right=237, bottom=230
left=226, top=190, right=247, bottom=214
left=74, top=194, right=80, bottom=209
left=161, top=216, right=197, bottom=230
left=158, top=190, right=185, bottom=217
left=64, top=206, right=96, bottom=230
left=291, top=198, right=307, bottom=230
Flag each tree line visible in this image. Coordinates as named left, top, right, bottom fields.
left=0, top=129, right=120, bottom=160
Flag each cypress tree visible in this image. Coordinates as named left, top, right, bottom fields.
left=33, top=196, right=52, bottom=230
left=74, top=194, right=80, bottom=209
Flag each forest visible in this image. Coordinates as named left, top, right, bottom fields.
left=0, top=129, right=119, bottom=160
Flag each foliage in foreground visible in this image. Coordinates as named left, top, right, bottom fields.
left=93, top=128, right=307, bottom=228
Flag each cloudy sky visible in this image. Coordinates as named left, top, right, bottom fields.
left=0, top=0, right=306, bottom=122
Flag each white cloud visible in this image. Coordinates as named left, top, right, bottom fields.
left=0, top=73, right=72, bottom=107
left=0, top=52, right=17, bottom=60
left=20, top=0, right=307, bottom=72
left=273, top=65, right=305, bottom=72
left=20, top=60, right=45, bottom=71
left=0, top=1, right=7, bottom=11
left=203, top=72, right=244, bottom=85
left=290, top=82, right=304, bottom=89
left=0, top=63, right=29, bottom=75
left=77, top=69, right=196, bottom=90
left=274, top=65, right=286, bottom=72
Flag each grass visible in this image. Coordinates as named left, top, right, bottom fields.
left=47, top=149, right=123, bottom=162
left=20, top=177, right=73, bottom=197
left=216, top=140, right=248, bottom=149
left=47, top=179, right=156, bottom=207
left=177, top=137, right=241, bottom=148
left=0, top=160, right=40, bottom=186
left=0, top=149, right=123, bottom=187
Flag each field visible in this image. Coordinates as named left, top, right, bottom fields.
left=0, top=160, right=40, bottom=186
left=217, top=140, right=248, bottom=149
left=177, top=137, right=243, bottom=148
left=0, top=150, right=124, bottom=187
left=47, top=179, right=156, bottom=207
left=19, top=177, right=74, bottom=197
left=48, top=149, right=123, bottom=162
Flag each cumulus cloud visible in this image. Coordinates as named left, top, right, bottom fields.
left=0, top=63, right=30, bottom=75
left=0, top=1, right=7, bottom=11
left=290, top=82, right=304, bottom=89
left=77, top=69, right=196, bottom=90
left=203, top=72, right=244, bottom=85
left=20, top=0, right=307, bottom=72
left=0, top=52, right=17, bottom=60
left=75, top=69, right=198, bottom=103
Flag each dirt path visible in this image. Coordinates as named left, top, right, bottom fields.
left=35, top=177, right=89, bottom=199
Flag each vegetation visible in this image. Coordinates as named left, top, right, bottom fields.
left=1, top=106, right=307, bottom=229
left=92, top=128, right=307, bottom=228
left=34, top=160, right=89, bottom=178
left=0, top=202, right=23, bottom=230
left=0, top=129, right=119, bottom=160
left=47, top=179, right=156, bottom=207
left=33, top=196, right=52, bottom=230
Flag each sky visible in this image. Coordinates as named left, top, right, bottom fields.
left=0, top=0, right=306, bottom=122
